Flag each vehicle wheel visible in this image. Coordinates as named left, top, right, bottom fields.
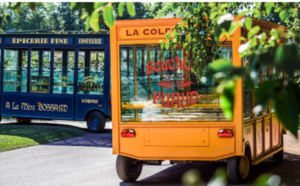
left=86, top=111, right=106, bottom=132
left=273, top=132, right=284, bottom=162
left=116, top=155, right=142, bottom=182
left=16, top=118, right=31, bottom=124
left=227, top=150, right=251, bottom=184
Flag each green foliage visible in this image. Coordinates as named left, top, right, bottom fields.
left=103, top=5, right=114, bottom=29
left=126, top=2, right=136, bottom=17
left=114, top=3, right=153, bottom=20
left=118, top=2, right=124, bottom=17
left=255, top=173, right=281, bottom=186
left=0, top=125, right=85, bottom=152
left=149, top=3, right=174, bottom=18
left=0, top=2, right=84, bottom=32
left=182, top=169, right=204, bottom=185
left=71, top=2, right=138, bottom=30
left=168, top=2, right=300, bottom=137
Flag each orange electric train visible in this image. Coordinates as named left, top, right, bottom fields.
left=110, top=18, right=286, bottom=183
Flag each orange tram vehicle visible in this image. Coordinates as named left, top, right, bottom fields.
left=110, top=18, right=286, bottom=183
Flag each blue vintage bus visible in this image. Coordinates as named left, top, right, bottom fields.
left=0, top=34, right=111, bottom=132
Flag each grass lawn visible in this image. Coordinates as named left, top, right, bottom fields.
left=0, top=125, right=86, bottom=152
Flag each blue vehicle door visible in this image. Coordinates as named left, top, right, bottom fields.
left=74, top=49, right=109, bottom=120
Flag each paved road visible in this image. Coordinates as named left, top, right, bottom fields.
left=0, top=120, right=300, bottom=186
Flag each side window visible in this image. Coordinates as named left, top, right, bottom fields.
left=4, top=49, right=27, bottom=92
left=30, top=50, right=50, bottom=93
left=77, top=51, right=104, bottom=95
left=262, top=67, right=269, bottom=114
left=53, top=50, right=75, bottom=94
left=243, top=85, right=253, bottom=120
left=243, top=59, right=253, bottom=120
left=253, top=70, right=262, bottom=117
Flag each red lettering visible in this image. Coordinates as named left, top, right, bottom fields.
left=146, top=61, right=154, bottom=75
left=158, top=28, right=164, bottom=35
left=143, top=29, right=149, bottom=35
left=181, top=93, right=189, bottom=108
left=190, top=91, right=199, bottom=105
left=133, top=29, right=139, bottom=36
left=153, top=92, right=161, bottom=104
left=155, top=61, right=161, bottom=72
left=126, top=30, right=132, bottom=36
left=161, top=93, right=170, bottom=108
left=171, top=93, right=181, bottom=108
left=151, top=29, right=157, bottom=35
left=169, top=59, right=174, bottom=70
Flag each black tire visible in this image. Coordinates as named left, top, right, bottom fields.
left=16, top=118, right=31, bottom=124
left=86, top=111, right=106, bottom=132
left=116, top=155, right=142, bottom=182
left=227, top=149, right=251, bottom=184
left=273, top=132, right=284, bottom=162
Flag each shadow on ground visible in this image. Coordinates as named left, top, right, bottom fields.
left=120, top=152, right=300, bottom=186
left=46, top=129, right=112, bottom=148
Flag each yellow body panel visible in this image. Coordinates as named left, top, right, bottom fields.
left=111, top=18, right=285, bottom=162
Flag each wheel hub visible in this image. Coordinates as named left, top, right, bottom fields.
left=239, top=156, right=249, bottom=179
left=91, top=118, right=99, bottom=129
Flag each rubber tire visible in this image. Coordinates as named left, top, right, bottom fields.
left=227, top=150, right=252, bottom=184
left=86, top=111, right=106, bottom=133
left=273, top=132, right=284, bottom=162
left=16, top=118, right=31, bottom=124
left=116, top=155, right=142, bottom=182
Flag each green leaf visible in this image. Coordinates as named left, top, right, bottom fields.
left=85, top=16, right=91, bottom=31
left=255, top=80, right=279, bottom=106
left=103, top=5, right=115, bottom=28
left=248, top=26, right=260, bottom=39
left=29, top=3, right=37, bottom=11
left=214, top=14, right=234, bottom=41
left=275, top=44, right=299, bottom=77
left=274, top=82, right=300, bottom=137
left=244, top=74, right=255, bottom=90
left=279, top=10, right=289, bottom=21
left=82, top=3, right=94, bottom=16
left=214, top=20, right=232, bottom=41
left=160, top=40, right=164, bottom=49
left=240, top=36, right=247, bottom=41
left=245, top=17, right=252, bottom=30
left=118, top=2, right=124, bottom=17
left=70, top=2, right=77, bottom=9
left=255, top=174, right=280, bottom=186
left=220, top=81, right=235, bottom=120
left=227, top=21, right=239, bottom=37
left=126, top=2, right=136, bottom=17
left=89, top=11, right=100, bottom=32
left=94, top=2, right=106, bottom=9
left=266, top=2, right=274, bottom=15
left=165, top=41, right=170, bottom=50
left=270, top=29, right=278, bottom=39
left=209, top=59, right=233, bottom=73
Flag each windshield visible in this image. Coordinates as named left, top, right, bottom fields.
left=120, top=44, right=233, bottom=122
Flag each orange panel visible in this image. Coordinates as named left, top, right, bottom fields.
left=119, top=126, right=235, bottom=160
left=145, top=128, right=209, bottom=147
left=118, top=26, right=175, bottom=40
